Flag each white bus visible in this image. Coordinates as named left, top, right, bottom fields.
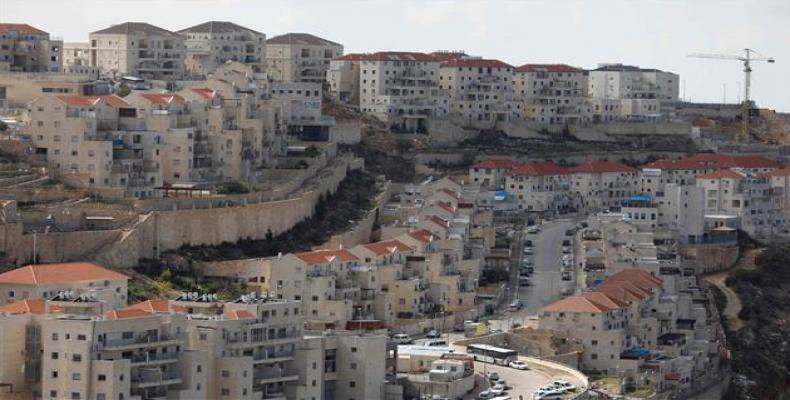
left=467, top=344, right=518, bottom=365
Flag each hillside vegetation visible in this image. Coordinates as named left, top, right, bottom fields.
left=723, top=244, right=790, bottom=399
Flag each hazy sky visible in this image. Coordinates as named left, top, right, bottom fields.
left=3, top=0, right=789, bottom=111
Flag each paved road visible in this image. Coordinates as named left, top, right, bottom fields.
left=461, top=358, right=584, bottom=400
left=517, top=220, right=576, bottom=316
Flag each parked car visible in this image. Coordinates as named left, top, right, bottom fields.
left=426, top=329, right=441, bottom=338
left=527, top=226, right=540, bottom=234
left=523, top=239, right=533, bottom=247
left=519, top=277, right=531, bottom=286
left=426, top=339, right=448, bottom=347
left=561, top=239, right=571, bottom=246
left=565, top=229, right=574, bottom=236
left=509, top=360, right=529, bottom=370
left=562, top=247, right=572, bottom=254
left=508, top=300, right=523, bottom=311
left=490, top=384, right=507, bottom=395
left=478, top=390, right=495, bottom=399
left=392, top=333, right=413, bottom=344
left=495, top=379, right=511, bottom=389
left=486, top=371, right=500, bottom=381
left=523, top=247, right=534, bottom=255
left=552, top=380, right=576, bottom=392
left=561, top=271, right=572, bottom=281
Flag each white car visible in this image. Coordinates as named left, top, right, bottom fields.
left=523, top=247, right=534, bottom=255
left=490, top=384, right=507, bottom=395
left=527, top=226, right=540, bottom=234
left=562, top=246, right=572, bottom=254
left=509, top=360, right=529, bottom=370
left=552, top=380, right=576, bottom=392
left=533, top=391, right=563, bottom=400
left=478, top=389, right=495, bottom=399
left=392, top=333, right=413, bottom=344
left=485, top=371, right=500, bottom=381
left=562, top=254, right=573, bottom=261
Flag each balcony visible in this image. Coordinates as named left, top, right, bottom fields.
left=253, top=350, right=295, bottom=365
left=97, top=332, right=184, bottom=351
left=255, top=368, right=299, bottom=384
left=131, top=370, right=181, bottom=389
left=129, top=352, right=180, bottom=366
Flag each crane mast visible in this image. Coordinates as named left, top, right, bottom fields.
left=689, top=48, right=775, bottom=143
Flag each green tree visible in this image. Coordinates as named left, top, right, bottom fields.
left=117, top=82, right=131, bottom=97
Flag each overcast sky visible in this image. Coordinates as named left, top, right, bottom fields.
left=3, top=0, right=788, bottom=111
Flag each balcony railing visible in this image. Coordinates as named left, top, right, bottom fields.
left=98, top=332, right=184, bottom=350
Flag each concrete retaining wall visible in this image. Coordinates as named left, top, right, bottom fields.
left=682, top=243, right=739, bottom=274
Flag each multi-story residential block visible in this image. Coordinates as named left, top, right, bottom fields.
left=178, top=21, right=266, bottom=77
left=696, top=169, right=776, bottom=237
left=0, top=262, right=128, bottom=307
left=27, top=94, right=164, bottom=196
left=438, top=58, right=516, bottom=125
left=514, top=64, right=590, bottom=126
left=0, top=23, right=62, bottom=73
left=63, top=42, right=91, bottom=68
left=329, top=52, right=445, bottom=132
left=271, top=81, right=335, bottom=140
left=41, top=310, right=194, bottom=400
left=468, top=159, right=519, bottom=189
left=89, top=22, right=185, bottom=80
left=587, top=64, right=679, bottom=121
left=588, top=63, right=679, bottom=101
left=569, top=161, right=639, bottom=211
left=265, top=33, right=342, bottom=83
left=0, top=70, right=105, bottom=109
left=505, top=161, right=572, bottom=214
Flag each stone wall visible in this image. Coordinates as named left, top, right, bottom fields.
left=321, top=181, right=390, bottom=250
left=682, top=243, right=739, bottom=274
left=2, top=156, right=360, bottom=268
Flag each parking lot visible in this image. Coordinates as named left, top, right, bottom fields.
left=460, top=357, right=585, bottom=400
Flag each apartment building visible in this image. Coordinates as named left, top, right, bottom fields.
left=468, top=159, right=519, bottom=189
left=293, top=330, right=388, bottom=400
left=0, top=23, right=62, bottom=73
left=569, top=161, right=639, bottom=211
left=438, top=58, right=516, bottom=125
left=178, top=21, right=266, bottom=77
left=0, top=70, right=105, bottom=109
left=63, top=42, right=91, bottom=68
left=329, top=52, right=445, bottom=132
left=514, top=64, right=590, bottom=126
left=696, top=169, right=776, bottom=238
left=89, top=22, right=185, bottom=80
left=41, top=310, right=194, bottom=400
left=27, top=94, right=165, bottom=196
left=587, top=64, right=678, bottom=121
left=0, top=262, right=128, bottom=308
left=265, top=33, right=342, bottom=83
left=505, top=161, right=572, bottom=214
left=271, top=81, right=335, bottom=140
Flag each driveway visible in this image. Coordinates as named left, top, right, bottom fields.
left=461, top=357, right=584, bottom=400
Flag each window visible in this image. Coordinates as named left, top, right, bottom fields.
left=51, top=333, right=58, bottom=341
left=97, top=394, right=106, bottom=400
left=98, top=374, right=106, bottom=381
left=72, top=372, right=81, bottom=380
left=49, top=390, right=57, bottom=398
left=351, top=347, right=357, bottom=353
left=52, top=371, right=58, bottom=378
left=221, top=370, right=230, bottom=378
left=77, top=334, right=86, bottom=341
left=51, top=352, right=58, bottom=360
left=349, top=381, right=356, bottom=388
left=221, top=388, right=230, bottom=396
left=72, top=354, right=82, bottom=362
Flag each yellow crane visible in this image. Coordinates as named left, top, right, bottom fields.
left=689, top=48, right=775, bottom=142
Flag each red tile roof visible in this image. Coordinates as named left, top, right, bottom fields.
left=441, top=58, right=513, bottom=69
left=126, top=299, right=186, bottom=314
left=105, top=308, right=153, bottom=320
left=542, top=294, right=623, bottom=313
left=55, top=95, right=130, bottom=108
left=642, top=159, right=710, bottom=171
left=0, top=262, right=128, bottom=285
left=407, top=229, right=435, bottom=244
left=428, top=215, right=450, bottom=229
left=224, top=309, right=255, bottom=320
left=512, top=161, right=568, bottom=177
left=335, top=52, right=437, bottom=62
left=0, top=23, right=47, bottom=35
left=294, top=249, right=359, bottom=264
left=473, top=159, right=519, bottom=170
left=515, top=64, right=582, bottom=73
left=440, top=188, right=460, bottom=199
left=765, top=167, right=790, bottom=178
left=190, top=88, right=216, bottom=100
left=606, top=269, right=662, bottom=292
left=697, top=170, right=744, bottom=180
left=364, top=240, right=413, bottom=256
left=429, top=51, right=470, bottom=62
left=685, top=154, right=778, bottom=169
left=434, top=201, right=456, bottom=214
left=0, top=298, right=51, bottom=315
left=596, top=281, right=650, bottom=302
left=140, top=93, right=187, bottom=105
left=569, top=161, right=636, bottom=174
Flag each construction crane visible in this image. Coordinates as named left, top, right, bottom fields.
left=689, top=48, right=775, bottom=142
